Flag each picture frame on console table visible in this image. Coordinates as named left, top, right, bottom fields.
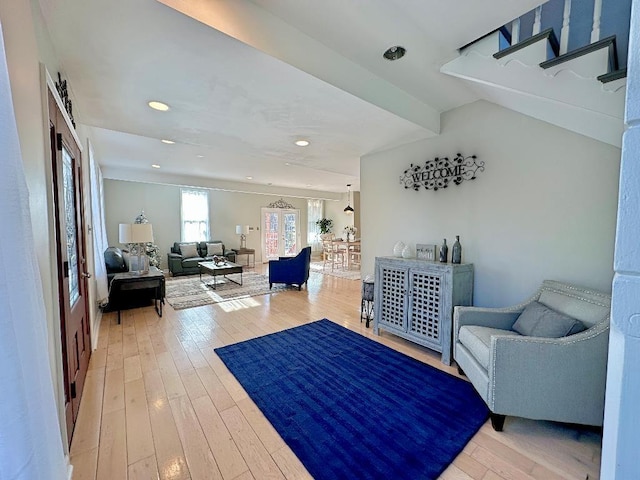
left=416, top=244, right=437, bottom=261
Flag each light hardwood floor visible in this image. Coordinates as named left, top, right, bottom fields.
left=70, top=265, right=601, bottom=480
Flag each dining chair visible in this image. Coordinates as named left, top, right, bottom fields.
left=322, top=239, right=345, bottom=271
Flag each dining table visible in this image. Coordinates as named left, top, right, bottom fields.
left=331, top=239, right=361, bottom=269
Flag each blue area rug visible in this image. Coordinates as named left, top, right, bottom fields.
left=214, top=319, right=488, bottom=479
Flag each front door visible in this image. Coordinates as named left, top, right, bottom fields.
left=261, top=208, right=300, bottom=261
left=49, top=90, right=91, bottom=445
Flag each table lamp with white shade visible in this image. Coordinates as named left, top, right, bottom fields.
left=119, top=223, right=154, bottom=274
left=236, top=225, right=249, bottom=249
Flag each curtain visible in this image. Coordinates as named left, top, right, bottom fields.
left=0, top=22, right=67, bottom=480
left=89, top=140, right=109, bottom=305
left=307, top=199, right=323, bottom=253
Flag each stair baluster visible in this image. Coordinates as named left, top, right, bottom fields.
left=511, top=18, right=520, bottom=45
left=591, top=0, right=603, bottom=42
left=533, top=6, right=543, bottom=36
left=560, top=0, right=572, bottom=55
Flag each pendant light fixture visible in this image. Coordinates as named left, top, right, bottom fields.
left=344, top=184, right=354, bottom=214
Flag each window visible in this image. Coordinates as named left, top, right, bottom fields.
left=181, top=188, right=209, bottom=242
left=307, top=199, right=323, bottom=253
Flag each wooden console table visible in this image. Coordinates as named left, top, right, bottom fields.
left=232, top=248, right=256, bottom=267
left=110, top=267, right=165, bottom=324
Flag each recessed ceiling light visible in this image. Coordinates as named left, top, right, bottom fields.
left=161, top=139, right=175, bottom=144
left=285, top=162, right=291, bottom=166
left=295, top=140, right=310, bottom=147
left=246, top=176, right=253, bottom=180
left=383, top=45, right=406, bottom=61
left=151, top=164, right=161, bottom=169
left=148, top=101, right=170, bottom=111
left=306, top=184, right=312, bottom=187
left=196, top=155, right=204, bottom=158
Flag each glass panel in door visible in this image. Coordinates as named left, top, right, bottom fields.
left=283, top=212, right=297, bottom=256
left=261, top=208, right=300, bottom=261
left=62, top=146, right=80, bottom=307
left=264, top=211, right=280, bottom=260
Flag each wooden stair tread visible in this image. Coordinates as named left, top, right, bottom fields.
left=493, top=28, right=559, bottom=60
left=540, top=35, right=618, bottom=71
left=597, top=68, right=627, bottom=83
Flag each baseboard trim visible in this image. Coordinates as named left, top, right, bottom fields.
left=91, top=308, right=103, bottom=351
left=66, top=455, right=74, bottom=480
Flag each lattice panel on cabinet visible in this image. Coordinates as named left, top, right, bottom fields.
left=379, top=267, right=406, bottom=328
left=409, top=271, right=441, bottom=341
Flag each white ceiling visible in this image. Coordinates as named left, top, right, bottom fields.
left=38, top=0, right=541, bottom=195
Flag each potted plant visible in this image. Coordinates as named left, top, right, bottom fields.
left=316, top=218, right=333, bottom=234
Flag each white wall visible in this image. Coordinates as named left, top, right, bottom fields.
left=324, top=198, right=350, bottom=237
left=104, top=179, right=310, bottom=264
left=601, top=0, right=640, bottom=475
left=361, top=100, right=621, bottom=307
left=104, top=180, right=180, bottom=266
left=0, top=0, right=69, bottom=451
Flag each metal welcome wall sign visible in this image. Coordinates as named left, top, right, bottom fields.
left=400, top=153, right=485, bottom=191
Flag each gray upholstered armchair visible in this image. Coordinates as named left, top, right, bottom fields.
left=453, top=280, right=611, bottom=431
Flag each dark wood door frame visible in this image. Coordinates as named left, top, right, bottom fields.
left=48, top=89, right=91, bottom=445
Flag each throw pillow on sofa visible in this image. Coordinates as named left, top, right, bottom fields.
left=512, top=301, right=586, bottom=338
left=206, top=242, right=224, bottom=256
left=179, top=243, right=199, bottom=258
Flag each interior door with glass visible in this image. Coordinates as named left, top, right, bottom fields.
left=49, top=90, right=91, bottom=445
left=262, top=208, right=300, bottom=261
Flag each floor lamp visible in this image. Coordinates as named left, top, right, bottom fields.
left=119, top=223, right=154, bottom=274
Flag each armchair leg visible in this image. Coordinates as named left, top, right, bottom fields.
left=269, top=283, right=273, bottom=289
left=456, top=364, right=465, bottom=376
left=298, top=285, right=301, bottom=291
left=490, top=413, right=506, bottom=432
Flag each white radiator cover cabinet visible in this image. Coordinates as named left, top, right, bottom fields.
left=373, top=256, right=474, bottom=365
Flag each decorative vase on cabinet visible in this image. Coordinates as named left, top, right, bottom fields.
left=439, top=239, right=448, bottom=263
left=373, top=256, right=474, bottom=365
left=393, top=241, right=405, bottom=257
left=452, top=236, right=462, bottom=264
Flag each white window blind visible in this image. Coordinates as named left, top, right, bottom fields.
left=181, top=188, right=210, bottom=242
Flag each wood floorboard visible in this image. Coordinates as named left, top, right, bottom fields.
left=96, top=408, right=127, bottom=480
left=128, top=454, right=160, bottom=480
left=191, top=395, right=249, bottom=480
left=179, top=368, right=208, bottom=401
left=148, top=397, right=191, bottom=480
left=69, top=368, right=105, bottom=456
left=124, top=378, right=155, bottom=466
left=170, top=395, right=224, bottom=480
left=70, top=447, right=98, bottom=480
left=71, top=264, right=601, bottom=479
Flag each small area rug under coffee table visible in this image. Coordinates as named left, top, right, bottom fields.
left=165, top=272, right=289, bottom=310
left=215, top=319, right=489, bottom=480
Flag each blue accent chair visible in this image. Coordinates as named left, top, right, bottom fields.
left=269, top=247, right=312, bottom=291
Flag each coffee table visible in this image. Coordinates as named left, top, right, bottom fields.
left=198, top=260, right=243, bottom=289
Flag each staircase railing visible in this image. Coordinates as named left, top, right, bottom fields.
left=498, top=0, right=631, bottom=69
